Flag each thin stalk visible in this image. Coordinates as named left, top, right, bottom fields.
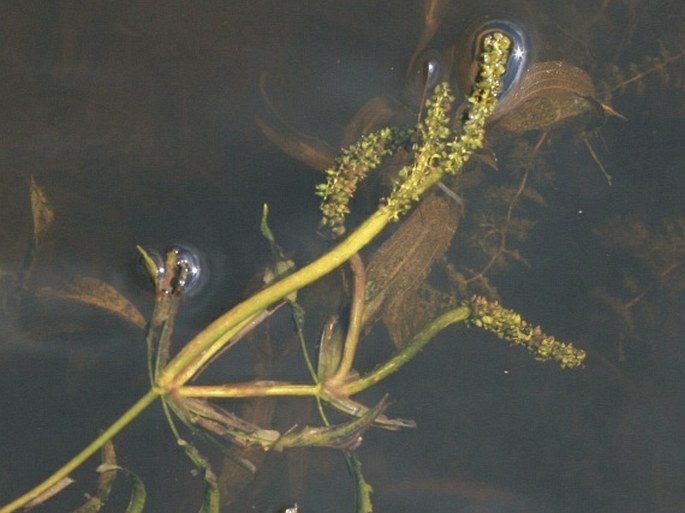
left=168, top=313, right=260, bottom=388
left=0, top=388, right=159, bottom=513
left=3, top=33, right=511, bottom=513
left=178, top=383, right=319, bottom=398
left=185, top=302, right=286, bottom=383
left=154, top=294, right=181, bottom=378
left=158, top=207, right=394, bottom=389
left=329, top=253, right=366, bottom=385
left=158, top=29, right=509, bottom=389
left=342, top=305, right=470, bottom=396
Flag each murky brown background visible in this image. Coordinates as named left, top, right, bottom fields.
left=1, top=1, right=684, bottom=512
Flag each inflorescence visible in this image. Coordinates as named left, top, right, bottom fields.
left=315, top=126, right=413, bottom=236
left=316, top=31, right=513, bottom=235
left=468, top=295, right=587, bottom=369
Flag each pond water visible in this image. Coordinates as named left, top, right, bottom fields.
left=1, top=1, right=684, bottom=512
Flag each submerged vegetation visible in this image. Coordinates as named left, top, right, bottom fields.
left=0, top=30, right=586, bottom=513
left=1, top=1, right=684, bottom=512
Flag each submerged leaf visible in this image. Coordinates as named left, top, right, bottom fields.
left=256, top=115, right=335, bottom=171
left=177, top=397, right=280, bottom=449
left=345, top=452, right=374, bottom=513
left=73, top=440, right=118, bottom=513
left=491, top=61, right=601, bottom=133
left=197, top=471, right=220, bottom=513
left=260, top=204, right=297, bottom=300
left=29, top=176, right=54, bottom=248
left=274, top=396, right=389, bottom=451
left=136, top=245, right=161, bottom=288
left=175, top=440, right=220, bottom=513
left=325, top=393, right=416, bottom=431
left=317, top=316, right=344, bottom=381
left=341, top=95, right=412, bottom=147
left=406, top=0, right=450, bottom=74
left=217, top=397, right=275, bottom=508
left=36, top=277, right=146, bottom=329
left=364, top=193, right=460, bottom=346
left=95, top=465, right=146, bottom=513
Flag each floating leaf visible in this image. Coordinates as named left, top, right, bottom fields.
left=36, top=277, right=146, bottom=329
left=29, top=176, right=54, bottom=248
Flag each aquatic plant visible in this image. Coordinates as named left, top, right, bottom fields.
left=0, top=31, right=585, bottom=513
left=591, top=216, right=685, bottom=364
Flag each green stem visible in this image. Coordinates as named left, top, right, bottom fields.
left=329, top=253, right=366, bottom=385
left=0, top=388, right=159, bottom=513
left=178, top=383, right=319, bottom=398
left=158, top=34, right=512, bottom=390
left=342, top=305, right=470, bottom=396
left=2, top=32, right=513, bottom=513
left=158, top=207, right=395, bottom=389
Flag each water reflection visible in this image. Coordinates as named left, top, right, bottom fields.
left=0, top=1, right=684, bottom=513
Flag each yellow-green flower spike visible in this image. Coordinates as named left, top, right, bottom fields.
left=468, top=296, right=586, bottom=369
left=384, top=31, right=512, bottom=219
left=316, top=127, right=413, bottom=236
left=317, top=32, right=513, bottom=234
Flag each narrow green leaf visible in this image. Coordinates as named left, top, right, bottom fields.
left=274, top=396, right=388, bottom=450
left=259, top=204, right=276, bottom=244
left=72, top=440, right=118, bottom=513
left=344, top=452, right=373, bottom=513
left=259, top=203, right=296, bottom=300
left=316, top=316, right=344, bottom=381
left=30, top=176, right=54, bottom=248
left=176, top=441, right=220, bottom=513
left=197, top=467, right=220, bottom=513
left=95, top=465, right=146, bottom=513
left=135, top=246, right=159, bottom=286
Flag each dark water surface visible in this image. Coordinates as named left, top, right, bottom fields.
left=1, top=1, right=684, bottom=512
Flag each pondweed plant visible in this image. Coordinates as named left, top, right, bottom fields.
left=1, top=32, right=585, bottom=513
